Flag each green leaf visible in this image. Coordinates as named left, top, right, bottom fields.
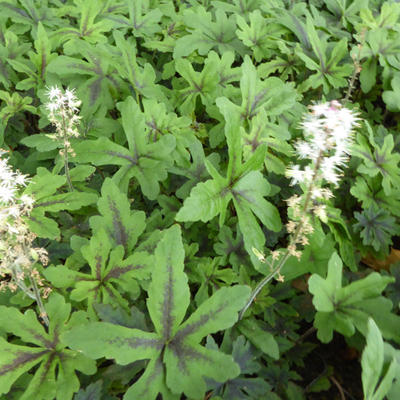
left=63, top=225, right=251, bottom=399
left=297, top=18, right=352, bottom=93
left=45, top=229, right=151, bottom=316
left=353, top=130, right=400, bottom=196
left=236, top=10, right=284, bottom=62
left=362, top=319, right=397, bottom=400
left=0, top=294, right=96, bottom=400
left=74, top=380, right=103, bottom=400
left=177, top=95, right=281, bottom=268
left=239, top=56, right=297, bottom=120
left=309, top=253, right=399, bottom=343
left=89, top=178, right=146, bottom=254
left=175, top=178, right=230, bottom=223
left=20, top=134, right=60, bottom=152
left=74, top=97, right=176, bottom=199
left=354, top=207, right=400, bottom=254
left=22, top=168, right=97, bottom=239
left=47, top=42, right=122, bottom=116
left=113, top=31, right=167, bottom=103
left=175, top=57, right=219, bottom=115
left=147, top=225, right=189, bottom=340
left=173, top=6, right=246, bottom=58
left=383, top=75, right=400, bottom=111
left=238, top=318, right=279, bottom=359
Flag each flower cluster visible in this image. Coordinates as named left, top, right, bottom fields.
left=286, top=100, right=359, bottom=189
left=45, top=85, right=81, bottom=155
left=0, top=150, right=50, bottom=323
left=284, top=101, right=359, bottom=259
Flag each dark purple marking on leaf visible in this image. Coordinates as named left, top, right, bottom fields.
left=56, top=29, right=80, bottom=36
left=25, top=328, right=53, bottom=348
left=167, top=340, right=209, bottom=375
left=0, top=60, right=8, bottom=81
left=105, top=264, right=144, bottom=280
left=246, top=89, right=268, bottom=120
left=290, top=14, right=311, bottom=51
left=103, top=284, right=116, bottom=301
left=105, top=151, right=138, bottom=165
left=33, top=200, right=66, bottom=209
left=28, top=214, right=45, bottom=228
left=88, top=77, right=102, bottom=106
left=134, top=78, right=144, bottom=90
left=161, top=258, right=174, bottom=341
left=87, top=53, right=103, bottom=75
left=0, top=3, right=30, bottom=19
left=107, top=336, right=162, bottom=350
left=107, top=74, right=119, bottom=89
left=40, top=40, right=46, bottom=80
left=107, top=196, right=129, bottom=250
left=36, top=352, right=56, bottom=388
left=67, top=62, right=94, bottom=74
left=131, top=358, right=164, bottom=397
left=0, top=350, right=48, bottom=376
left=232, top=189, right=254, bottom=205
left=219, top=72, right=240, bottom=87
left=25, top=3, right=39, bottom=22
left=80, top=10, right=90, bottom=36
left=103, top=15, right=129, bottom=26
left=95, top=255, right=102, bottom=281
left=173, top=303, right=226, bottom=343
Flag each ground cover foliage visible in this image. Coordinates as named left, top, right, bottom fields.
left=1, top=0, right=400, bottom=399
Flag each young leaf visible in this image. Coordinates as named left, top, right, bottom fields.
left=297, top=18, right=353, bottom=93
left=45, top=229, right=151, bottom=316
left=174, top=57, right=219, bottom=115
left=173, top=6, right=246, bottom=58
left=62, top=225, right=251, bottom=400
left=89, top=178, right=146, bottom=255
left=362, top=319, right=397, bottom=400
left=309, top=252, right=400, bottom=343
left=113, top=31, right=167, bottom=103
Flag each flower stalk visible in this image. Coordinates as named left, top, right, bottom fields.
left=239, top=101, right=360, bottom=320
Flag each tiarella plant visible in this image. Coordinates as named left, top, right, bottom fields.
left=0, top=1, right=400, bottom=399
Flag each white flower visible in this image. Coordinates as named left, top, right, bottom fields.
left=0, top=185, right=16, bottom=203
left=46, top=85, right=62, bottom=101
left=287, top=100, right=358, bottom=188
left=286, top=164, right=304, bottom=185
